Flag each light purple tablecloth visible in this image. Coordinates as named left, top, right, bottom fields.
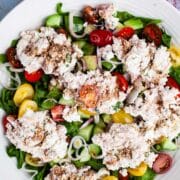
left=0, top=0, right=179, bottom=20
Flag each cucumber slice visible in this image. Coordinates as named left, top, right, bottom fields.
left=82, top=43, right=95, bottom=55
left=78, top=124, right=94, bottom=142
left=79, top=148, right=91, bottom=162
left=88, top=144, right=102, bottom=157
left=83, top=55, right=97, bottom=70
left=124, top=18, right=144, bottom=30
left=25, top=154, right=44, bottom=167
left=59, top=97, right=75, bottom=106
left=45, top=14, right=63, bottom=28
left=78, top=109, right=91, bottom=119
left=161, top=139, right=177, bottom=150
left=102, top=61, right=113, bottom=70
left=74, top=40, right=86, bottom=48
left=64, top=14, right=84, bottom=33
left=101, top=114, right=112, bottom=123
left=93, top=125, right=104, bottom=135
left=96, top=119, right=106, bottom=129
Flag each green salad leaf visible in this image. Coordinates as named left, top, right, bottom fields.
left=11, top=39, right=19, bottom=48
left=47, top=86, right=62, bottom=100
left=169, top=66, right=180, bottom=85
left=62, top=121, right=82, bottom=137
left=6, top=144, right=25, bottom=169
left=73, top=158, right=104, bottom=171
left=116, top=11, right=161, bottom=26
left=0, top=54, right=6, bottom=63
left=130, top=168, right=156, bottom=180
left=34, top=164, right=50, bottom=180
left=162, top=32, right=171, bottom=48
left=0, top=88, right=17, bottom=114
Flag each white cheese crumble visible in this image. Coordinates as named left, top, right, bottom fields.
left=62, top=106, right=81, bottom=122
left=45, top=163, right=110, bottom=180
left=125, top=86, right=180, bottom=141
left=16, top=27, right=83, bottom=75
left=6, top=110, right=68, bottom=163
left=98, top=4, right=119, bottom=30
left=92, top=124, right=156, bottom=170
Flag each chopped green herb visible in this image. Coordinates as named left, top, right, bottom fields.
left=0, top=88, right=17, bottom=114
left=112, top=101, right=122, bottom=111
left=11, top=39, right=19, bottom=47
left=62, top=121, right=82, bottom=137
left=6, top=144, right=25, bottom=169
left=162, top=32, right=171, bottom=48
left=0, top=54, right=6, bottom=63
left=169, top=66, right=180, bottom=85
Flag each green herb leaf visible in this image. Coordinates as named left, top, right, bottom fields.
left=116, top=11, right=134, bottom=22
left=34, top=165, right=49, bottom=180
left=56, top=3, right=63, bottom=14
left=0, top=54, right=7, bottom=63
left=11, top=39, right=19, bottom=48
left=169, top=66, right=180, bottom=85
left=62, top=121, right=82, bottom=137
left=112, top=101, right=122, bottom=111
left=86, top=159, right=104, bottom=171
left=6, top=144, right=25, bottom=169
left=47, top=86, right=62, bottom=100
left=0, top=88, right=17, bottom=114
left=162, top=33, right=171, bottom=48
left=131, top=168, right=156, bottom=180
left=40, top=99, right=56, bottom=110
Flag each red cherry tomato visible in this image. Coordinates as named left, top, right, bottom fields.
left=2, top=115, right=16, bottom=133
left=115, top=27, right=135, bottom=40
left=90, top=29, right=113, bottom=47
left=119, top=173, right=129, bottom=180
left=142, top=24, right=162, bottom=46
left=24, top=69, right=44, bottom=83
left=112, top=72, right=128, bottom=92
left=166, top=77, right=180, bottom=90
left=152, top=153, right=172, bottom=174
left=166, top=77, right=180, bottom=97
left=6, top=47, right=22, bottom=68
left=51, top=105, right=65, bottom=122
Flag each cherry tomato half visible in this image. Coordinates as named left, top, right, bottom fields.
left=166, top=77, right=180, bottom=97
left=6, top=47, right=22, bottom=68
left=166, top=77, right=180, bottom=90
left=112, top=72, right=128, bottom=92
left=115, top=27, right=135, bottom=40
left=142, top=24, right=162, bottom=46
left=90, top=29, right=113, bottom=47
left=51, top=105, right=65, bottom=122
left=152, top=153, right=172, bottom=174
left=2, top=115, right=16, bottom=133
left=24, top=69, right=44, bottom=83
left=119, top=173, right=129, bottom=180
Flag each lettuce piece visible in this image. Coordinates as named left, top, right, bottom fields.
left=6, top=144, right=25, bottom=169
left=162, top=33, right=171, bottom=48
left=131, top=168, right=156, bottom=180
left=169, top=66, right=180, bottom=85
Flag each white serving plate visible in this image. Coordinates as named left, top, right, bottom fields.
left=0, top=0, right=179, bottom=179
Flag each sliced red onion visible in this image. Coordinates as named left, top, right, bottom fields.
left=80, top=117, right=94, bottom=129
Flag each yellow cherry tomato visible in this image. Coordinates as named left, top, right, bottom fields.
left=128, top=162, right=148, bottom=176
left=112, top=109, right=133, bottom=124
left=102, top=176, right=118, bottom=180
left=13, top=83, right=34, bottom=106
left=78, top=108, right=97, bottom=116
left=25, top=153, right=44, bottom=167
left=169, top=46, right=180, bottom=67
left=18, top=100, right=38, bottom=118
left=155, top=136, right=167, bottom=144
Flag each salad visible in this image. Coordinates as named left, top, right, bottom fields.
left=0, top=2, right=180, bottom=180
